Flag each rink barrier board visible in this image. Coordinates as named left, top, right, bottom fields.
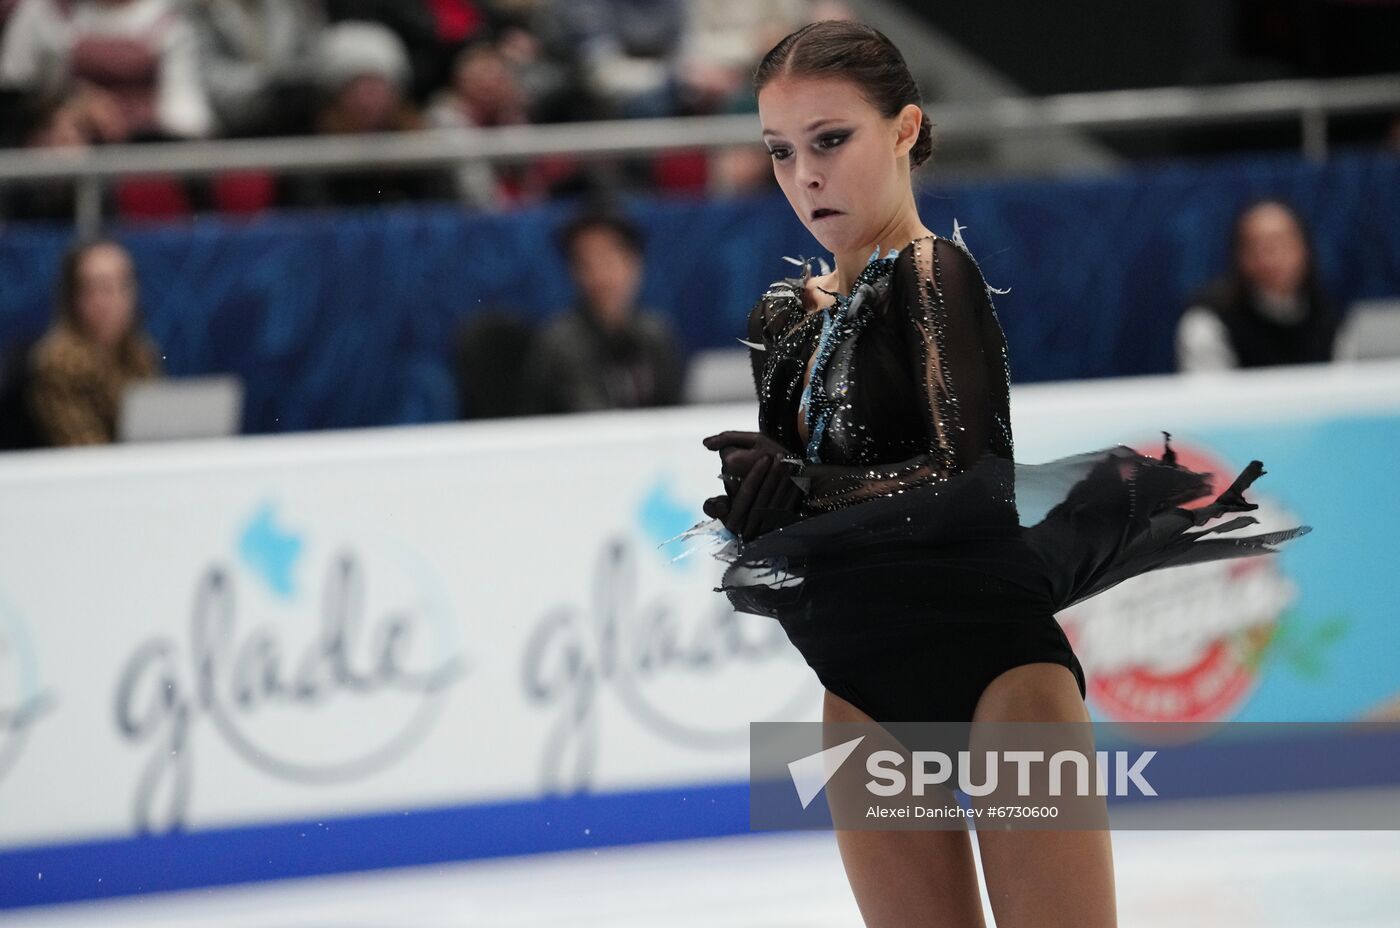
left=2, top=361, right=1400, bottom=910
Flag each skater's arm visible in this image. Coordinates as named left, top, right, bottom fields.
left=797, top=235, right=1012, bottom=512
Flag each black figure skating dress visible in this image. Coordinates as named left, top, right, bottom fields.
left=686, top=227, right=1311, bottom=725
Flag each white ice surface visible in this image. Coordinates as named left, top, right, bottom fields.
left=6, top=827, right=1400, bottom=927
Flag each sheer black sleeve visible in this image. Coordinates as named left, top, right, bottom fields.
left=799, top=235, right=1015, bottom=512
left=743, top=277, right=807, bottom=453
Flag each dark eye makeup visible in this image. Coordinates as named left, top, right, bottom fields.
left=767, top=129, right=852, bottom=162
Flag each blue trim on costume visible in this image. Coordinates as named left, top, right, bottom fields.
left=801, top=248, right=899, bottom=463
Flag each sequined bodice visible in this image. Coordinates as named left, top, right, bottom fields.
left=744, top=233, right=1015, bottom=513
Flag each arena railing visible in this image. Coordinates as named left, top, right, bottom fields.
left=0, top=74, right=1396, bottom=235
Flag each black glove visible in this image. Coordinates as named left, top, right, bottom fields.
left=703, top=430, right=792, bottom=483
left=702, top=431, right=806, bottom=541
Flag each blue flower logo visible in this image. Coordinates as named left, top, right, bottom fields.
left=638, top=476, right=698, bottom=569
left=238, top=502, right=304, bottom=599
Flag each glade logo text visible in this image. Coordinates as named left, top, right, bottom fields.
left=521, top=537, right=811, bottom=793
left=112, top=504, right=466, bottom=832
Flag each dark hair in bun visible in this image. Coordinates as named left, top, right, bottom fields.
left=754, top=20, right=935, bottom=171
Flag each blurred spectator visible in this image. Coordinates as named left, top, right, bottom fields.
left=427, top=39, right=531, bottom=207
left=429, top=38, right=527, bottom=128
left=1176, top=198, right=1340, bottom=372
left=521, top=209, right=684, bottom=413
left=0, top=91, right=105, bottom=220
left=452, top=308, right=536, bottom=418
left=679, top=1, right=833, bottom=198
left=539, top=0, right=686, bottom=119
left=682, top=0, right=808, bottom=71
left=706, top=142, right=776, bottom=199
left=325, top=0, right=492, bottom=102
left=490, top=10, right=571, bottom=122
left=677, top=0, right=807, bottom=113
left=425, top=37, right=581, bottom=204
left=289, top=21, right=453, bottom=207
left=0, top=0, right=213, bottom=141
left=0, top=85, right=213, bottom=221
left=187, top=0, right=324, bottom=137
left=419, top=0, right=495, bottom=95
left=28, top=237, right=164, bottom=446
left=313, top=20, right=415, bottom=131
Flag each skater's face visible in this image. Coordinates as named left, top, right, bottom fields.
left=758, top=75, right=921, bottom=255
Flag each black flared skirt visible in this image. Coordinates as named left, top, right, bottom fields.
left=697, top=437, right=1311, bottom=723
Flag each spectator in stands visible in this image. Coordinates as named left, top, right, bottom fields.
left=706, top=142, right=777, bottom=199
left=291, top=20, right=453, bottom=206
left=492, top=13, right=571, bottom=123
left=678, top=0, right=808, bottom=114
left=0, top=91, right=111, bottom=220
left=0, top=0, right=213, bottom=141
left=539, top=0, right=686, bottom=119
left=521, top=209, right=684, bottom=413
left=429, top=40, right=529, bottom=132
left=1176, top=198, right=1340, bottom=372
left=688, top=2, right=821, bottom=199
left=325, top=0, right=492, bottom=102
left=427, top=39, right=533, bottom=207
left=28, top=237, right=164, bottom=446
left=187, top=0, right=324, bottom=137
left=313, top=21, right=418, bottom=134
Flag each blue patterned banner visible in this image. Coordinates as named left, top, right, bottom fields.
left=2, top=149, right=1397, bottom=434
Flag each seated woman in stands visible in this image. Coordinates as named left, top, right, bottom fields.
left=28, top=237, right=164, bottom=446
left=1176, top=198, right=1340, bottom=372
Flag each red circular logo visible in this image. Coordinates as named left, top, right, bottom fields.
left=1058, top=441, right=1296, bottom=723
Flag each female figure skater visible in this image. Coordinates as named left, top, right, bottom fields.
left=692, top=21, right=1310, bottom=928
